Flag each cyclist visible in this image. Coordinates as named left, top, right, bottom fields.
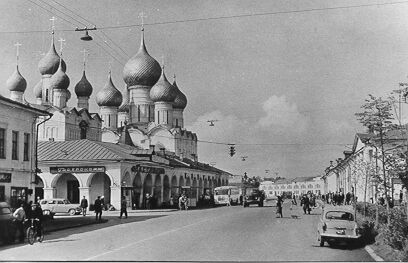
left=30, top=203, right=43, bottom=239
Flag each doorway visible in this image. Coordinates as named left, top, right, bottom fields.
left=67, top=180, right=79, bottom=203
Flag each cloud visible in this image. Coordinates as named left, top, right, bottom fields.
left=256, top=95, right=308, bottom=133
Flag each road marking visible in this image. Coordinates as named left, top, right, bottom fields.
left=85, top=209, right=245, bottom=261
left=364, top=245, right=384, bottom=261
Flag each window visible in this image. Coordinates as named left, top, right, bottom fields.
left=23, top=133, right=29, bottom=161
left=45, top=89, right=49, bottom=102
left=137, top=105, right=140, bottom=122
left=0, top=128, right=5, bottom=159
left=12, top=131, right=18, bottom=160
left=0, top=185, right=4, bottom=202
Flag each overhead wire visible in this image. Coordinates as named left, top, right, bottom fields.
left=0, top=1, right=406, bottom=34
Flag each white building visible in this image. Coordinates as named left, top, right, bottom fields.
left=0, top=94, right=49, bottom=208
left=259, top=176, right=324, bottom=198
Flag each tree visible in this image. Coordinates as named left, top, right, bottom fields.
left=356, top=94, right=397, bottom=225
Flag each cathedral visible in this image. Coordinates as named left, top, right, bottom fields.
left=4, top=25, right=229, bottom=209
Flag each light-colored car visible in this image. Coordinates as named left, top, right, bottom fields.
left=317, top=206, right=361, bottom=247
left=39, top=198, right=81, bottom=216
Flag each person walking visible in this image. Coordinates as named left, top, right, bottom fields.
left=80, top=196, right=88, bottom=216
left=94, top=196, right=102, bottom=222
left=119, top=196, right=128, bottom=219
left=276, top=195, right=283, bottom=218
left=226, top=191, right=231, bottom=207
left=12, top=203, right=26, bottom=243
left=145, top=193, right=151, bottom=210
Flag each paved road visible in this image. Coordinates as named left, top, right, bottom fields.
left=0, top=203, right=373, bottom=261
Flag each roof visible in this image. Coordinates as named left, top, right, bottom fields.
left=292, top=176, right=317, bottom=183
left=38, top=139, right=148, bottom=162
left=0, top=95, right=50, bottom=116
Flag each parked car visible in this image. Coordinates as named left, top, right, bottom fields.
left=0, top=202, right=17, bottom=244
left=243, top=188, right=265, bottom=207
left=317, top=206, right=361, bottom=247
left=39, top=199, right=81, bottom=216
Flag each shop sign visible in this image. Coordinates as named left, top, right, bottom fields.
left=0, top=173, right=11, bottom=183
left=131, top=165, right=164, bottom=174
left=50, top=166, right=105, bottom=174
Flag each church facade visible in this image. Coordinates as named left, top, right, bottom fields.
left=4, top=26, right=230, bottom=209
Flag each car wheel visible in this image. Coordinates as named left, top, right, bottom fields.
left=68, top=209, right=76, bottom=216
left=319, top=238, right=324, bottom=247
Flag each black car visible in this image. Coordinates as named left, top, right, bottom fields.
left=0, top=202, right=17, bottom=244
left=243, top=188, right=265, bottom=207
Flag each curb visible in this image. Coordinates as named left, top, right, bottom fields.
left=365, top=245, right=384, bottom=262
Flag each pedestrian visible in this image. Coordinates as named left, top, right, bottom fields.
left=226, top=192, right=231, bottom=207
left=100, top=196, right=105, bottom=211
left=30, top=203, right=43, bottom=239
left=276, top=195, right=283, bottom=218
left=302, top=194, right=310, bottom=214
left=119, top=196, right=128, bottom=219
left=12, top=203, right=26, bottom=243
left=178, top=194, right=184, bottom=210
left=94, top=196, right=102, bottom=222
left=145, top=193, right=151, bottom=210
left=80, top=196, right=88, bottom=216
left=291, top=195, right=297, bottom=206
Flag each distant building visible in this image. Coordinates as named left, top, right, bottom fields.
left=259, top=176, right=324, bottom=198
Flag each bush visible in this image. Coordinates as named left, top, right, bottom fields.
left=381, top=207, right=408, bottom=250
left=355, top=202, right=388, bottom=224
left=359, top=220, right=377, bottom=244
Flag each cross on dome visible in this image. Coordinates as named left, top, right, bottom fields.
left=50, top=16, right=56, bottom=33
left=139, top=11, right=147, bottom=30
left=14, top=42, right=22, bottom=65
left=81, top=49, right=88, bottom=70
left=58, top=37, right=65, bottom=55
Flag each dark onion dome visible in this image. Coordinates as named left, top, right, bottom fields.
left=6, top=66, right=27, bottom=92
left=118, top=86, right=129, bottom=112
left=38, top=36, right=66, bottom=75
left=96, top=72, right=123, bottom=107
left=172, top=77, right=187, bottom=109
left=48, top=60, right=70, bottom=90
left=74, top=70, right=93, bottom=97
left=123, top=29, right=161, bottom=87
left=150, top=67, right=177, bottom=103
left=33, top=80, right=42, bottom=98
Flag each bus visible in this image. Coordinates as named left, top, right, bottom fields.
left=213, top=186, right=240, bottom=205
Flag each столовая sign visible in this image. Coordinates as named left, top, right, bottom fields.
left=50, top=166, right=105, bottom=174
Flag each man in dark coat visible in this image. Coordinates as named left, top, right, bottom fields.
left=302, top=195, right=310, bottom=214
left=94, top=196, right=102, bottom=221
left=119, top=196, right=128, bottom=219
left=80, top=196, right=88, bottom=216
left=276, top=196, right=283, bottom=218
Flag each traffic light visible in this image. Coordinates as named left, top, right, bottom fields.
left=229, top=146, right=235, bottom=157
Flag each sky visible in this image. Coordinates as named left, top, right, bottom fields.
left=1, top=0, right=408, bottom=179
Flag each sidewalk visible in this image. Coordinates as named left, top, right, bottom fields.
left=43, top=208, right=178, bottom=233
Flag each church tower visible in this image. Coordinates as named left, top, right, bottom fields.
left=172, top=75, right=187, bottom=128
left=150, top=66, right=177, bottom=128
left=7, top=43, right=27, bottom=103
left=96, top=71, right=123, bottom=130
left=122, top=23, right=161, bottom=127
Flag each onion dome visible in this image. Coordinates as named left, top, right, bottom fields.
left=38, top=36, right=66, bottom=75
left=6, top=66, right=27, bottom=92
left=172, top=76, right=187, bottom=109
left=48, top=60, right=70, bottom=90
left=66, top=89, right=71, bottom=101
left=74, top=70, right=93, bottom=97
left=150, top=67, right=177, bottom=103
left=123, top=29, right=161, bottom=87
left=33, top=80, right=43, bottom=98
left=118, top=86, right=129, bottom=112
left=96, top=72, right=123, bottom=107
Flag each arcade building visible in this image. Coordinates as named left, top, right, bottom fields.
left=4, top=26, right=231, bottom=209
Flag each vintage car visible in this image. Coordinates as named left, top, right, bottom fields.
left=243, top=188, right=265, bottom=207
left=0, top=202, right=17, bottom=244
left=39, top=198, right=81, bottom=216
left=317, top=206, right=361, bottom=247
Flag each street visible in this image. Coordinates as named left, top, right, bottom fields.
left=0, top=203, right=373, bottom=261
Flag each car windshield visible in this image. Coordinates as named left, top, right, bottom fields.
left=63, top=200, right=71, bottom=204
left=215, top=189, right=229, bottom=195
left=325, top=211, right=354, bottom=221
left=0, top=207, right=11, bottom=215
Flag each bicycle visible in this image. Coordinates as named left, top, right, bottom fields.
left=24, top=218, right=44, bottom=245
